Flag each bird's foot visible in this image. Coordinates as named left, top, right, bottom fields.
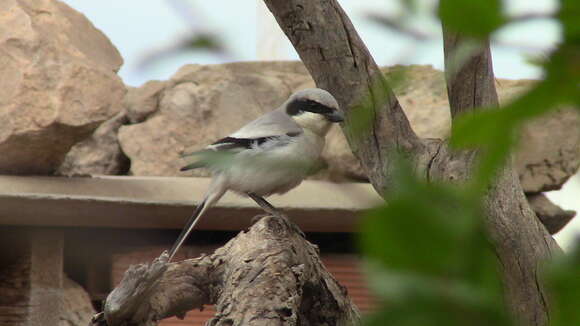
left=274, top=213, right=306, bottom=239
left=251, top=213, right=270, bottom=224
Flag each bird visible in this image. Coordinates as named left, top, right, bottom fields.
left=168, top=88, right=344, bottom=261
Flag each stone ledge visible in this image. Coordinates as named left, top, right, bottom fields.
left=0, top=176, right=382, bottom=232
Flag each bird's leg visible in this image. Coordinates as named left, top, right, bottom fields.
left=247, top=193, right=305, bottom=238
left=248, top=193, right=282, bottom=217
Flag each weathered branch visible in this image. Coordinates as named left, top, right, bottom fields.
left=92, top=215, right=360, bottom=326
left=442, top=30, right=499, bottom=116
left=263, top=0, right=425, bottom=196
left=437, top=29, right=561, bottom=326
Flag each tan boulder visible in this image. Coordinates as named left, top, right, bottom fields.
left=385, top=67, right=580, bottom=193
left=57, top=110, right=129, bottom=176
left=0, top=0, right=125, bottom=174
left=515, top=109, right=580, bottom=193
left=112, top=62, right=578, bottom=192
left=124, top=81, right=167, bottom=124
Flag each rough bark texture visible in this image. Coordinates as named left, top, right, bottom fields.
left=93, top=216, right=360, bottom=326
left=442, top=32, right=498, bottom=119
left=437, top=30, right=560, bottom=325
left=263, top=1, right=563, bottom=326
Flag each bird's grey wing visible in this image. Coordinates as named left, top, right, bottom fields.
left=209, top=109, right=302, bottom=151
left=181, top=109, right=302, bottom=171
left=229, top=108, right=302, bottom=139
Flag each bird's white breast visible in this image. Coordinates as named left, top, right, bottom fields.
left=219, top=130, right=325, bottom=197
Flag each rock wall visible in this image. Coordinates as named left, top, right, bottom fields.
left=0, top=0, right=125, bottom=174
left=0, top=2, right=577, bottom=208
left=2, top=1, right=574, bottom=191
left=59, top=62, right=580, bottom=194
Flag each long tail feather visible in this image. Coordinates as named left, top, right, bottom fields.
left=168, top=184, right=226, bottom=262
left=168, top=200, right=207, bottom=261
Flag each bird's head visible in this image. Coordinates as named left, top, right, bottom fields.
left=285, top=88, right=344, bottom=135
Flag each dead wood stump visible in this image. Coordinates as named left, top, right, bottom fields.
left=91, top=215, right=361, bottom=326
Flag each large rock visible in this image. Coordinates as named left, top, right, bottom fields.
left=386, top=67, right=580, bottom=193
left=103, top=62, right=580, bottom=193
left=516, top=109, right=580, bottom=193
left=0, top=0, right=125, bottom=174
left=57, top=110, right=129, bottom=176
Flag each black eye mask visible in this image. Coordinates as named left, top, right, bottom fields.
left=287, top=99, right=334, bottom=116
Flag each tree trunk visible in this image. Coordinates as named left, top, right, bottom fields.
left=438, top=29, right=561, bottom=325
left=263, top=1, right=561, bottom=325
left=92, top=215, right=360, bottom=326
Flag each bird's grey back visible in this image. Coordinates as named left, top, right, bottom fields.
left=229, top=105, right=302, bottom=139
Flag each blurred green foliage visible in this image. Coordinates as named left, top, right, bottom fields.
left=184, top=33, right=224, bottom=52
left=545, top=245, right=580, bottom=326
left=439, top=0, right=506, bottom=38
left=450, top=0, right=580, bottom=194
left=360, top=155, right=512, bottom=326
left=362, top=0, right=580, bottom=325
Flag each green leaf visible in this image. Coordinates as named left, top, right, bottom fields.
left=448, top=76, right=577, bottom=192
left=472, top=133, right=515, bottom=192
left=359, top=156, right=509, bottom=326
left=364, top=267, right=510, bottom=326
left=185, top=33, right=223, bottom=51
left=344, top=75, right=396, bottom=146
left=438, top=0, right=506, bottom=38
left=560, top=0, right=580, bottom=42
left=360, top=156, right=488, bottom=277
left=450, top=109, right=514, bottom=149
left=545, top=242, right=580, bottom=326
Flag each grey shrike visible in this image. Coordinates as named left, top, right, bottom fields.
left=168, top=88, right=344, bottom=261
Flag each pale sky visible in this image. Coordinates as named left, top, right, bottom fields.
left=60, top=0, right=578, bottom=249
left=60, top=0, right=561, bottom=86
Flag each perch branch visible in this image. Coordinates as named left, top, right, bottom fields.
left=91, top=215, right=360, bottom=326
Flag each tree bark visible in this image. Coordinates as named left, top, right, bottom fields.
left=263, top=1, right=562, bottom=325
left=437, top=30, right=561, bottom=325
left=92, top=215, right=360, bottom=326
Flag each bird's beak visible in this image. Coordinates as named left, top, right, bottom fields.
left=327, top=111, right=344, bottom=123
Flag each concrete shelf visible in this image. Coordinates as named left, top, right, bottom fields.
left=0, top=175, right=382, bottom=232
